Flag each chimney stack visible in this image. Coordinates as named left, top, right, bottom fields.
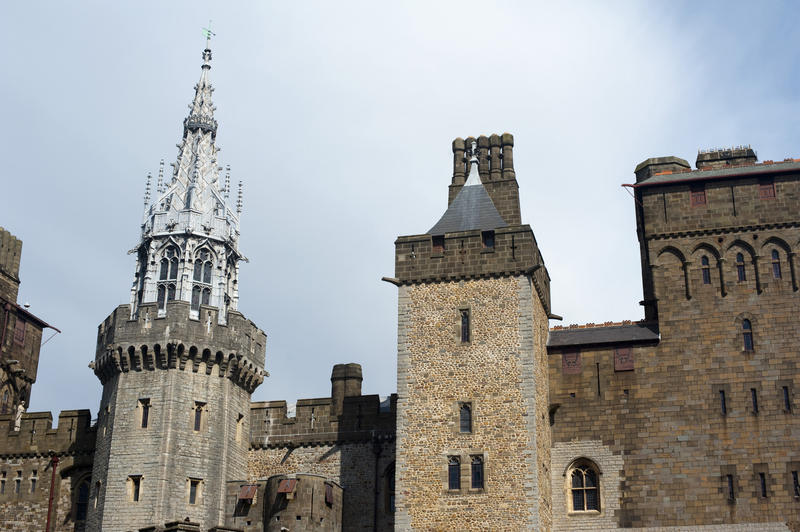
left=330, top=363, right=363, bottom=417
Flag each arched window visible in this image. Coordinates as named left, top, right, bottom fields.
left=75, top=478, right=90, bottom=522
left=459, top=403, right=472, bottom=433
left=157, top=247, right=179, bottom=312
left=448, top=456, right=460, bottom=490
left=192, top=249, right=213, bottom=311
left=701, top=256, right=711, bottom=284
left=742, top=319, right=754, bottom=351
left=736, top=252, right=746, bottom=282
left=772, top=249, right=782, bottom=279
left=569, top=461, right=600, bottom=512
left=191, top=286, right=201, bottom=311
left=470, top=455, right=484, bottom=489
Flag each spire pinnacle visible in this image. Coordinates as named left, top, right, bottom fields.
left=224, top=165, right=231, bottom=199
left=143, top=172, right=152, bottom=206
left=156, top=159, right=165, bottom=193
left=236, top=181, right=243, bottom=215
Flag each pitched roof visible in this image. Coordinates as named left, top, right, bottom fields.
left=547, top=322, right=659, bottom=349
left=428, top=160, right=507, bottom=235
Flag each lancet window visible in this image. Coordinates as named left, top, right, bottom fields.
left=157, top=246, right=179, bottom=311
left=191, top=249, right=213, bottom=311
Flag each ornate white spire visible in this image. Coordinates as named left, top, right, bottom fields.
left=131, top=36, right=243, bottom=324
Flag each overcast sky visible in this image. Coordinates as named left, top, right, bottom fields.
left=3, top=2, right=799, bottom=417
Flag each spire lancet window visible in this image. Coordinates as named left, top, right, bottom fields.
left=192, top=249, right=214, bottom=311
left=157, top=246, right=180, bottom=311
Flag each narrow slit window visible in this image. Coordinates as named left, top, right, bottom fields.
left=701, top=256, right=711, bottom=284
left=736, top=253, right=746, bottom=282
left=0, top=472, right=5, bottom=494
left=460, top=309, right=470, bottom=344
left=793, top=471, right=800, bottom=497
left=772, top=249, right=782, bottom=279
left=459, top=403, right=472, bottom=433
left=140, top=399, right=150, bottom=428
left=783, top=386, right=792, bottom=412
left=30, top=471, right=37, bottom=493
left=448, top=456, right=460, bottom=490
left=194, top=402, right=205, bottom=432
left=727, top=474, right=735, bottom=501
left=759, top=472, right=767, bottom=498
left=470, top=455, right=484, bottom=489
left=750, top=389, right=758, bottom=414
left=189, top=479, right=200, bottom=505
left=130, top=476, right=141, bottom=502
left=14, top=471, right=21, bottom=494
left=720, top=389, right=727, bottom=416
left=742, top=319, right=753, bottom=351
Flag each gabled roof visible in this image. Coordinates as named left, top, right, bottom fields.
left=547, top=322, right=658, bottom=350
left=428, top=158, right=507, bottom=235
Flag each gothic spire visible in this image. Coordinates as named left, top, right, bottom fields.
left=132, top=35, right=243, bottom=323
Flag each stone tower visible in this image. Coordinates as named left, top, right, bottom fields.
left=390, top=135, right=553, bottom=530
left=87, top=39, right=267, bottom=531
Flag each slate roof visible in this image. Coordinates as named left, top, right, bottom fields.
left=635, top=160, right=800, bottom=188
left=547, top=322, right=659, bottom=349
left=428, top=162, right=507, bottom=235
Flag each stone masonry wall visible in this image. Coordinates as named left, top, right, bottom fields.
left=248, top=441, right=395, bottom=531
left=395, top=276, right=549, bottom=531
left=0, top=409, right=95, bottom=531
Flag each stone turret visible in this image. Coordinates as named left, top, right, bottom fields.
left=87, top=38, right=267, bottom=532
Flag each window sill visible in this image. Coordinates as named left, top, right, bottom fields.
left=567, top=510, right=601, bottom=516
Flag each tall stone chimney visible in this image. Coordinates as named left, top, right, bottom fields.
left=330, top=363, right=363, bottom=417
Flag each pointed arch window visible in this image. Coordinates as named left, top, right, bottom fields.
left=701, top=256, right=711, bottom=284
left=448, top=456, right=461, bottom=490
left=736, top=253, right=746, bottom=282
left=192, top=249, right=214, bottom=311
left=459, top=403, right=472, bottom=433
left=470, top=455, right=484, bottom=489
left=772, top=249, right=782, bottom=279
left=569, top=461, right=600, bottom=512
left=75, top=478, right=90, bottom=522
left=742, top=319, right=754, bottom=352
left=157, top=247, right=179, bottom=312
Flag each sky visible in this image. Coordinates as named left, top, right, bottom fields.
left=3, top=2, right=799, bottom=417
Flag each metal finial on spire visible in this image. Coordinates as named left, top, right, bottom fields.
left=157, top=159, right=165, bottom=193
left=224, top=165, right=231, bottom=199
left=202, top=20, right=216, bottom=47
left=236, top=181, right=243, bottom=215
left=144, top=172, right=152, bottom=206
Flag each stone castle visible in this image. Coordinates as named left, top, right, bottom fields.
left=1, top=40, right=800, bottom=531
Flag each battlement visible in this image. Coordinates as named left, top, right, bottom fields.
left=0, top=409, right=95, bottom=457
left=249, top=364, right=395, bottom=447
left=94, top=302, right=266, bottom=392
left=394, top=225, right=551, bottom=314
left=0, top=227, right=22, bottom=303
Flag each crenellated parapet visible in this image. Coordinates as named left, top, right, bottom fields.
left=0, top=409, right=95, bottom=458
left=249, top=364, right=395, bottom=448
left=93, top=301, right=266, bottom=392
